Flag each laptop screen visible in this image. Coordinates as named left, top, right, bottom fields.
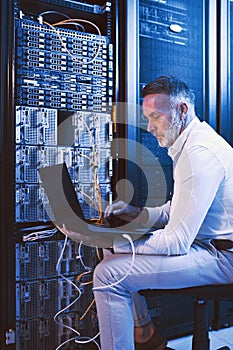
left=39, top=163, right=88, bottom=232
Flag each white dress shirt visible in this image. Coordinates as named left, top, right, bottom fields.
left=115, top=117, right=233, bottom=255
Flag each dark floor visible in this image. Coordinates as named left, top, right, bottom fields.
left=167, top=326, right=233, bottom=349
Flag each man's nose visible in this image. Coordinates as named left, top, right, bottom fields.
left=147, top=120, right=156, bottom=133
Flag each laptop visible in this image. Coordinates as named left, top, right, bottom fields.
left=38, top=162, right=149, bottom=248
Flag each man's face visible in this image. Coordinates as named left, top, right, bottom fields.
left=142, top=93, right=180, bottom=148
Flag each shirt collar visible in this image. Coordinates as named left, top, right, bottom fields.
left=168, top=116, right=200, bottom=160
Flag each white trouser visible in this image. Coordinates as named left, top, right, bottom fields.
left=93, top=242, right=233, bottom=350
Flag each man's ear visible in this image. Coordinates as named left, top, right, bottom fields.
left=178, top=102, right=188, bottom=118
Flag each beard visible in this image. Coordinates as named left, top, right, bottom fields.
left=161, top=110, right=182, bottom=148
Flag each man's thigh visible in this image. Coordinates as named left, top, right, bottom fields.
left=97, top=242, right=233, bottom=291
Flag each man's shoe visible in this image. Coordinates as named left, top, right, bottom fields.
left=135, top=329, right=168, bottom=350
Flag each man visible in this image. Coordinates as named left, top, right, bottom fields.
left=91, top=76, right=233, bottom=350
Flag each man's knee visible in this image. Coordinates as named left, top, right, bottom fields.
left=93, top=259, right=112, bottom=288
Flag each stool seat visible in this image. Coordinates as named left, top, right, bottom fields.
left=140, top=283, right=233, bottom=300
left=140, top=283, right=233, bottom=350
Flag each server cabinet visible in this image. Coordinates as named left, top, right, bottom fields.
left=126, top=0, right=208, bottom=208
left=0, top=0, right=16, bottom=348
left=1, top=0, right=118, bottom=349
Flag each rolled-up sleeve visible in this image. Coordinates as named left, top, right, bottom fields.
left=144, top=201, right=171, bottom=228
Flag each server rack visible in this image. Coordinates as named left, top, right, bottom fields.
left=1, top=0, right=118, bottom=349
left=126, top=0, right=207, bottom=336
left=126, top=0, right=207, bottom=208
left=0, top=0, right=16, bottom=348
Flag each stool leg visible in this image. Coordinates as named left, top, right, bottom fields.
left=192, top=299, right=210, bottom=350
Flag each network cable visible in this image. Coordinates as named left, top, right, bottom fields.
left=38, top=11, right=85, bottom=31
left=43, top=18, right=102, bottom=64
left=54, top=235, right=82, bottom=350
left=54, top=234, right=103, bottom=349
left=74, top=234, right=136, bottom=348
left=22, top=227, right=58, bottom=241
left=92, top=234, right=136, bottom=291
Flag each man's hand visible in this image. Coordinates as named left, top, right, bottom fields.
left=59, top=224, right=84, bottom=242
left=104, top=200, right=141, bottom=222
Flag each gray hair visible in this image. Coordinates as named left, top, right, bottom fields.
left=141, top=75, right=195, bottom=108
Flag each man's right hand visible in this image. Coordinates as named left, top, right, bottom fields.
left=104, top=200, right=141, bottom=222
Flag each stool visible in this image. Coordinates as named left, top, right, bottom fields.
left=140, top=284, right=233, bottom=350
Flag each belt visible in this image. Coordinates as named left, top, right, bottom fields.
left=212, top=239, right=233, bottom=250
